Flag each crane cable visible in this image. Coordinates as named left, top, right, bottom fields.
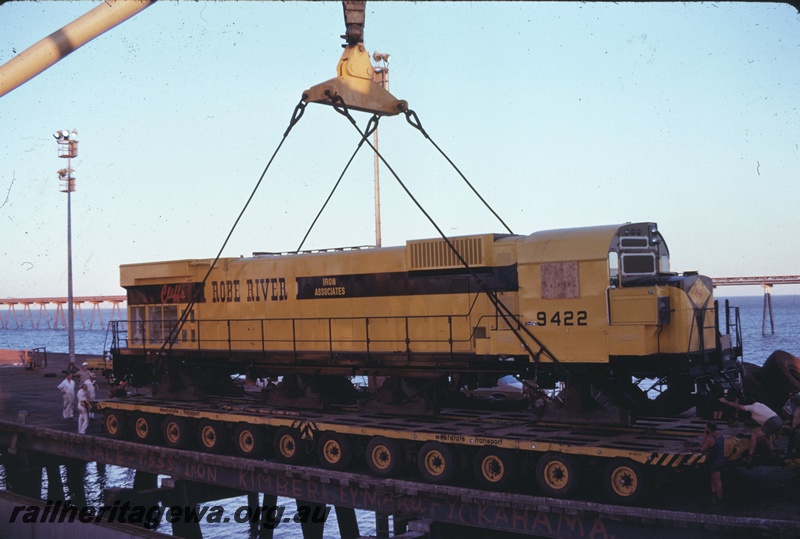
left=296, top=114, right=380, bottom=252
left=151, top=98, right=309, bottom=378
left=324, top=94, right=571, bottom=378
left=403, top=109, right=514, bottom=236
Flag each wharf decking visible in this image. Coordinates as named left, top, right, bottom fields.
left=0, top=353, right=111, bottom=435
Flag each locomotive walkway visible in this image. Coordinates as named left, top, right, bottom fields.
left=1, top=360, right=800, bottom=538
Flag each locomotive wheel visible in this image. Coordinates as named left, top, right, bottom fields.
left=197, top=419, right=226, bottom=454
left=103, top=410, right=128, bottom=440
left=418, top=442, right=457, bottom=485
left=273, top=427, right=307, bottom=464
left=317, top=432, right=354, bottom=471
left=366, top=437, right=403, bottom=477
left=536, top=452, right=582, bottom=498
left=162, top=416, right=189, bottom=449
left=602, top=459, right=649, bottom=505
left=131, top=413, right=159, bottom=444
left=474, top=447, right=518, bottom=491
left=234, top=423, right=265, bottom=458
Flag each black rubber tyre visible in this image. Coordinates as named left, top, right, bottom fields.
left=273, top=427, right=307, bottom=464
left=234, top=423, right=265, bottom=459
left=365, top=437, right=403, bottom=478
left=602, top=458, right=649, bottom=505
left=418, top=442, right=457, bottom=485
left=317, top=432, right=354, bottom=471
left=474, top=447, right=518, bottom=491
left=536, top=452, right=582, bottom=498
left=131, top=413, right=159, bottom=444
left=196, top=419, right=226, bottom=454
left=103, top=410, right=128, bottom=440
left=162, top=415, right=190, bottom=449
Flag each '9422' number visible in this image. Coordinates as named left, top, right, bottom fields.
left=536, top=311, right=587, bottom=326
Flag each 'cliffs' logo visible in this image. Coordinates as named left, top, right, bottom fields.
left=160, top=284, right=186, bottom=304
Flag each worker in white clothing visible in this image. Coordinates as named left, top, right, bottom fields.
left=77, top=382, right=90, bottom=434
left=86, top=371, right=97, bottom=419
left=57, top=372, right=75, bottom=420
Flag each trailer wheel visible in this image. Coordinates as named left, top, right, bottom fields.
left=274, top=427, right=307, bottom=464
left=233, top=423, right=265, bottom=458
left=162, top=416, right=189, bottom=449
left=536, top=452, right=582, bottom=498
left=317, top=432, right=353, bottom=471
left=197, top=419, right=226, bottom=454
left=418, top=442, right=457, bottom=485
left=603, top=459, right=649, bottom=504
left=103, top=410, right=127, bottom=440
left=366, top=437, right=403, bottom=477
left=474, top=447, right=518, bottom=491
left=131, top=413, right=159, bottom=444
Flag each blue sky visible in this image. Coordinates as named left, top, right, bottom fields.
left=1, top=1, right=799, bottom=298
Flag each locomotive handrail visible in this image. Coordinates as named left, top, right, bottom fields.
left=111, top=311, right=485, bottom=358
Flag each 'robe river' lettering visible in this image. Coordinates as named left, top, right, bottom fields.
left=211, top=276, right=349, bottom=303
left=212, top=278, right=288, bottom=303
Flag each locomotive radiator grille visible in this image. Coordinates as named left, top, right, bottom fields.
left=407, top=235, right=492, bottom=271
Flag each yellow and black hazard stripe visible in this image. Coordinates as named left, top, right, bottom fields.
left=646, top=452, right=705, bottom=467
left=290, top=420, right=319, bottom=441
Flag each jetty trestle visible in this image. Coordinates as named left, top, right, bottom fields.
left=1, top=422, right=799, bottom=539
left=0, top=296, right=125, bottom=330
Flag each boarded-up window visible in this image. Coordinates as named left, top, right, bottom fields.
left=541, top=261, right=579, bottom=299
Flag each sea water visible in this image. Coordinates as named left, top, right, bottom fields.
left=719, top=294, right=800, bottom=364
left=2, top=296, right=799, bottom=537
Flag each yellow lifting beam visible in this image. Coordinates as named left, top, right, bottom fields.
left=303, top=1, right=407, bottom=116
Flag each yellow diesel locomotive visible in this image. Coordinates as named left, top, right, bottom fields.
left=110, top=222, right=742, bottom=420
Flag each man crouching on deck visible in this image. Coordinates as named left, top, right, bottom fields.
left=719, top=396, right=782, bottom=464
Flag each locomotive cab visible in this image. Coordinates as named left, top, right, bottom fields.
left=605, top=223, right=737, bottom=370
left=508, top=222, right=742, bottom=420
left=608, top=222, right=671, bottom=288
left=604, top=223, right=742, bottom=413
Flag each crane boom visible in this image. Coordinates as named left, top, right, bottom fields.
left=0, top=0, right=156, bottom=98
left=342, top=0, right=366, bottom=46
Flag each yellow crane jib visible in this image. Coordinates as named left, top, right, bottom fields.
left=303, top=1, right=407, bottom=116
